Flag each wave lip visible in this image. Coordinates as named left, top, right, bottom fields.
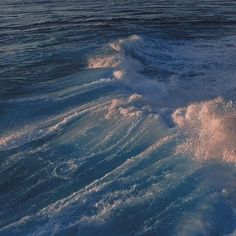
left=173, top=97, right=236, bottom=163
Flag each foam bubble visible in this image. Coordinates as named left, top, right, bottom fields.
left=172, top=97, right=236, bottom=163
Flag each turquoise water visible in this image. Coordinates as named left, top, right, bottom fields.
left=1, top=1, right=236, bottom=235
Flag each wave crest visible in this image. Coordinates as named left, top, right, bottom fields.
left=173, top=97, right=236, bottom=163
left=88, top=56, right=119, bottom=69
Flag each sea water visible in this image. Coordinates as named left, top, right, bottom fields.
left=1, top=0, right=236, bottom=235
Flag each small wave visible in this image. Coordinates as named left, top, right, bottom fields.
left=109, top=34, right=142, bottom=52
left=173, top=97, right=236, bottom=163
left=0, top=102, right=107, bottom=151
left=87, top=35, right=143, bottom=81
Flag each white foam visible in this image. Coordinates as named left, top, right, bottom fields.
left=173, top=97, right=236, bottom=163
left=128, top=93, right=142, bottom=103
left=119, top=107, right=142, bottom=118
left=109, top=34, right=141, bottom=52
left=88, top=35, right=143, bottom=85
left=106, top=94, right=143, bottom=119
left=88, top=56, right=119, bottom=69
left=113, top=70, right=124, bottom=80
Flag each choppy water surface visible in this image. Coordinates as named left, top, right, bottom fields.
left=1, top=1, right=236, bottom=235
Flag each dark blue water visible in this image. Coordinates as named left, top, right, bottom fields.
left=1, top=1, right=236, bottom=235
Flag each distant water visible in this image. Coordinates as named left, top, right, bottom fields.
left=1, top=1, right=236, bottom=235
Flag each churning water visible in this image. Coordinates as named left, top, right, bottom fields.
left=1, top=0, right=236, bottom=235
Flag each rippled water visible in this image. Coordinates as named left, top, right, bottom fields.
left=1, top=1, right=236, bottom=235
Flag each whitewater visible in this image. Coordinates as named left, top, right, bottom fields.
left=1, top=0, right=236, bottom=235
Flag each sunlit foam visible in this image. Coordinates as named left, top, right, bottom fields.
left=128, top=93, right=142, bottom=103
left=109, top=34, right=141, bottom=52
left=172, top=97, right=236, bottom=163
left=0, top=130, right=30, bottom=148
left=106, top=94, right=143, bottom=119
left=88, top=35, right=142, bottom=77
left=88, top=56, right=119, bottom=69
left=109, top=42, right=122, bottom=52
left=119, top=107, right=142, bottom=118
left=113, top=70, right=124, bottom=80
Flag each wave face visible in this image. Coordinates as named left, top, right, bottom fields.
left=1, top=1, right=236, bottom=235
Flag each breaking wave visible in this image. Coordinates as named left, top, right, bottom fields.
left=87, top=35, right=236, bottom=163
left=1, top=33, right=236, bottom=236
left=173, top=98, right=236, bottom=163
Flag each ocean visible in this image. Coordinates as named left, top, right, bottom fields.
left=1, top=0, right=236, bottom=235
